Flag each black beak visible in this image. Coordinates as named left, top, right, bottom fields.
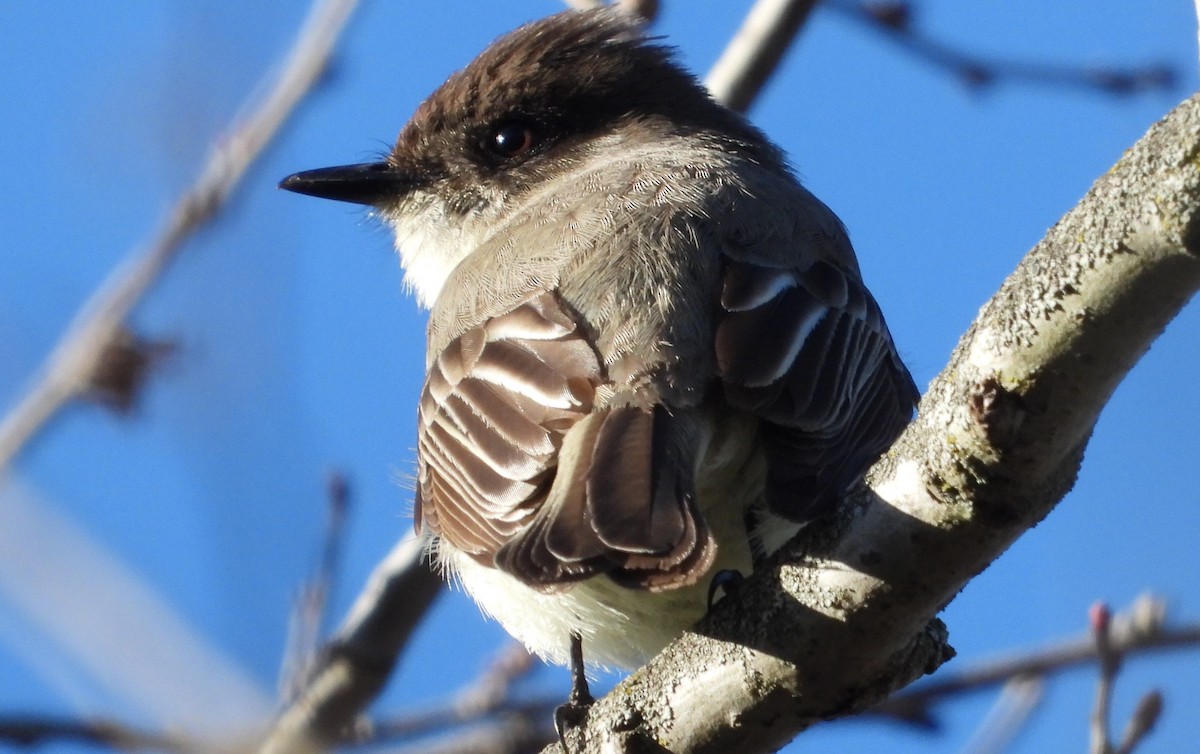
left=278, top=161, right=417, bottom=205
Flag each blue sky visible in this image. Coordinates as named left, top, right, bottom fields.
left=0, top=2, right=1196, bottom=752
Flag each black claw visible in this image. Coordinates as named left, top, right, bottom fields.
left=554, top=632, right=594, bottom=751
left=706, top=568, right=745, bottom=611
left=554, top=704, right=584, bottom=751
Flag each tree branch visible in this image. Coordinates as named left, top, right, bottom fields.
left=0, top=0, right=360, bottom=477
left=358, top=645, right=548, bottom=750
left=875, top=595, right=1194, bottom=724
left=704, top=0, right=820, bottom=113
left=552, top=92, right=1200, bottom=753
left=257, top=532, right=443, bottom=754
left=0, top=715, right=206, bottom=754
left=356, top=600, right=1198, bottom=748
left=280, top=471, right=354, bottom=701
left=825, top=1, right=1175, bottom=95
left=957, top=676, right=1044, bottom=754
left=11, top=602, right=1197, bottom=752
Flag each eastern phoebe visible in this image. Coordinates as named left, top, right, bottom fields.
left=281, top=8, right=917, bottom=678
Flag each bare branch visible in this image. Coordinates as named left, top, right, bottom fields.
left=1085, top=597, right=1167, bottom=754
left=826, top=1, right=1176, bottom=95
left=11, top=602, right=1195, bottom=753
left=876, top=596, right=1197, bottom=723
left=958, top=677, right=1044, bottom=754
left=1090, top=603, right=1119, bottom=754
left=258, top=532, right=444, bottom=754
left=548, top=92, right=1200, bottom=754
left=280, top=471, right=354, bottom=701
left=386, top=713, right=553, bottom=754
left=0, top=0, right=360, bottom=477
left=704, top=0, right=820, bottom=113
left=359, top=645, right=539, bottom=747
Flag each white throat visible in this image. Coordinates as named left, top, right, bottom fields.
left=381, top=194, right=492, bottom=309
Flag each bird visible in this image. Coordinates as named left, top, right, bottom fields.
left=280, top=5, right=917, bottom=708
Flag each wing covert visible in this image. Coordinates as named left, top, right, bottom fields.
left=716, top=256, right=918, bottom=520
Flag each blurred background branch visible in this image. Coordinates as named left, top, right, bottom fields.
left=825, top=1, right=1175, bottom=94
left=0, top=0, right=360, bottom=477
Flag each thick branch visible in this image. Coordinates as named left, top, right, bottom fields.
left=554, top=94, right=1200, bottom=753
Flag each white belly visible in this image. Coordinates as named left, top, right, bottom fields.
left=447, top=549, right=724, bottom=669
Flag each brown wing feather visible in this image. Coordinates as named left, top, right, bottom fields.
left=716, top=256, right=918, bottom=520
left=418, top=290, right=714, bottom=590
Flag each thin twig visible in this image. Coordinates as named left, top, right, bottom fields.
left=450, top=645, right=537, bottom=722
left=1114, top=690, right=1164, bottom=754
left=957, top=676, right=1044, bottom=754
left=826, top=1, right=1176, bottom=95
left=0, top=0, right=360, bottom=477
left=704, top=0, right=820, bottom=113
left=365, top=698, right=561, bottom=749
left=1090, top=602, right=1118, bottom=754
left=876, top=597, right=1193, bottom=726
left=386, top=713, right=554, bottom=754
left=258, top=531, right=444, bottom=754
left=281, top=471, right=354, bottom=701
left=1086, top=598, right=1166, bottom=754
left=362, top=644, right=536, bottom=745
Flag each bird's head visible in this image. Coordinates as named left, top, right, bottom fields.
left=280, top=8, right=777, bottom=307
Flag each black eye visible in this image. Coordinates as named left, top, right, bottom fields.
left=487, top=121, right=536, bottom=159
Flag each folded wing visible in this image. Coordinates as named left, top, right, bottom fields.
left=417, top=290, right=714, bottom=591
left=716, top=253, right=919, bottom=521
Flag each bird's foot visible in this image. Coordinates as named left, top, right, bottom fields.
left=554, top=632, right=594, bottom=752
